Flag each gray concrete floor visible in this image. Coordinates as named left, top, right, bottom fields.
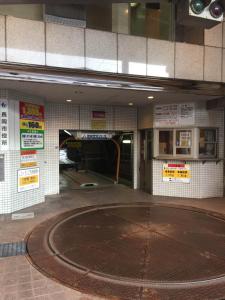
left=1, top=182, right=225, bottom=299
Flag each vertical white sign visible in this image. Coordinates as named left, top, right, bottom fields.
left=179, top=103, right=195, bottom=125
left=0, top=100, right=9, bottom=150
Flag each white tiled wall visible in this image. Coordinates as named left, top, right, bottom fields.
left=45, top=102, right=138, bottom=196
left=152, top=101, right=224, bottom=198
left=0, top=97, right=138, bottom=213
left=79, top=105, right=114, bottom=130
left=0, top=90, right=45, bottom=214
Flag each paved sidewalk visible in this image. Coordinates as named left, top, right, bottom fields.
left=0, top=184, right=225, bottom=300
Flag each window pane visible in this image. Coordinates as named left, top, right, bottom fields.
left=176, top=148, right=191, bottom=155
left=199, top=143, right=216, bottom=157
left=130, top=1, right=174, bottom=41
left=200, top=129, right=216, bottom=143
left=176, top=130, right=192, bottom=147
left=86, top=4, right=112, bottom=31
left=159, top=131, right=173, bottom=155
left=199, top=129, right=217, bottom=158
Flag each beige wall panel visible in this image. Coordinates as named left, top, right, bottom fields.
left=0, top=16, right=5, bottom=61
left=147, top=38, right=174, bottom=78
left=175, top=43, right=204, bottom=80
left=222, top=49, right=225, bottom=82
left=85, top=29, right=117, bottom=73
left=6, top=16, right=45, bottom=65
left=223, top=22, right=225, bottom=48
left=204, top=23, right=222, bottom=48
left=118, top=34, right=147, bottom=76
left=46, top=23, right=85, bottom=69
left=204, top=46, right=222, bottom=82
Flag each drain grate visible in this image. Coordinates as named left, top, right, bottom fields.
left=80, top=182, right=98, bottom=188
left=0, top=241, right=27, bottom=257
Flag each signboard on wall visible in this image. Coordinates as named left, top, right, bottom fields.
left=20, top=150, right=37, bottom=168
left=18, top=168, right=40, bottom=192
left=162, top=163, right=191, bottom=183
left=20, top=102, right=45, bottom=150
left=180, top=103, right=195, bottom=125
left=154, top=103, right=195, bottom=127
left=91, top=111, right=106, bottom=130
left=0, top=154, right=4, bottom=182
left=76, top=132, right=113, bottom=140
left=0, top=100, right=9, bottom=150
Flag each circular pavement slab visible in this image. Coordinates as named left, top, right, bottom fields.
left=26, top=203, right=225, bottom=299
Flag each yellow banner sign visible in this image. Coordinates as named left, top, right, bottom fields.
left=91, top=119, right=106, bottom=130
left=20, top=120, right=44, bottom=130
left=19, top=175, right=39, bottom=186
left=21, top=162, right=37, bottom=168
left=163, top=163, right=191, bottom=183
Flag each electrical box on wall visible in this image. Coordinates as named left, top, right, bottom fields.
left=177, top=0, right=225, bottom=29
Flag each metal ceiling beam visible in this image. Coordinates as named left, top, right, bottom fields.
left=0, top=62, right=224, bottom=96
left=0, top=0, right=142, bottom=4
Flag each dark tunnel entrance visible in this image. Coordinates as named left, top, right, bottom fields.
left=59, top=130, right=133, bottom=190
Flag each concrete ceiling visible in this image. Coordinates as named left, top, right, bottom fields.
left=0, top=79, right=218, bottom=107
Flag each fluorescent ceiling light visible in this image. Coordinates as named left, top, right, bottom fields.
left=123, top=139, right=131, bottom=144
left=148, top=96, right=154, bottom=99
left=128, top=102, right=133, bottom=106
left=64, top=130, right=72, bottom=136
left=66, top=99, right=72, bottom=102
left=130, top=3, right=138, bottom=7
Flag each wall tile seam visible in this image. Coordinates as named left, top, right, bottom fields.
left=3, top=15, right=6, bottom=62
left=84, top=27, right=87, bottom=70
left=204, top=46, right=223, bottom=82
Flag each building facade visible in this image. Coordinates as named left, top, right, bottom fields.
left=0, top=2, right=224, bottom=213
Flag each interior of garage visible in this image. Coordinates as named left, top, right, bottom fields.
left=59, top=130, right=133, bottom=190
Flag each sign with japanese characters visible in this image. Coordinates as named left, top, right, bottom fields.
left=0, top=100, right=9, bottom=150
left=76, top=132, right=113, bottom=140
left=179, top=131, right=192, bottom=147
left=20, top=102, right=44, bottom=150
left=20, top=150, right=37, bottom=168
left=154, top=103, right=195, bottom=127
left=18, top=167, right=40, bottom=192
left=162, top=163, right=191, bottom=183
left=91, top=110, right=106, bottom=130
left=180, top=103, right=195, bottom=125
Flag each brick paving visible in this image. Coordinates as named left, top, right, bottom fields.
left=0, top=256, right=102, bottom=300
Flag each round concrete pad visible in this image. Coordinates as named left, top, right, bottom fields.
left=26, top=203, right=225, bottom=299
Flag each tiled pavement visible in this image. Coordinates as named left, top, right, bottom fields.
left=0, top=256, right=101, bottom=300
left=1, top=183, right=225, bottom=299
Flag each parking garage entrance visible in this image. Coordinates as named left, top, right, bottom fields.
left=59, top=130, right=133, bottom=190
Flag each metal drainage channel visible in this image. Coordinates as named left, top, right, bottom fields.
left=0, top=241, right=27, bottom=257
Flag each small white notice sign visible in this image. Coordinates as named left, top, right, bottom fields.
left=18, top=168, right=40, bottom=193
